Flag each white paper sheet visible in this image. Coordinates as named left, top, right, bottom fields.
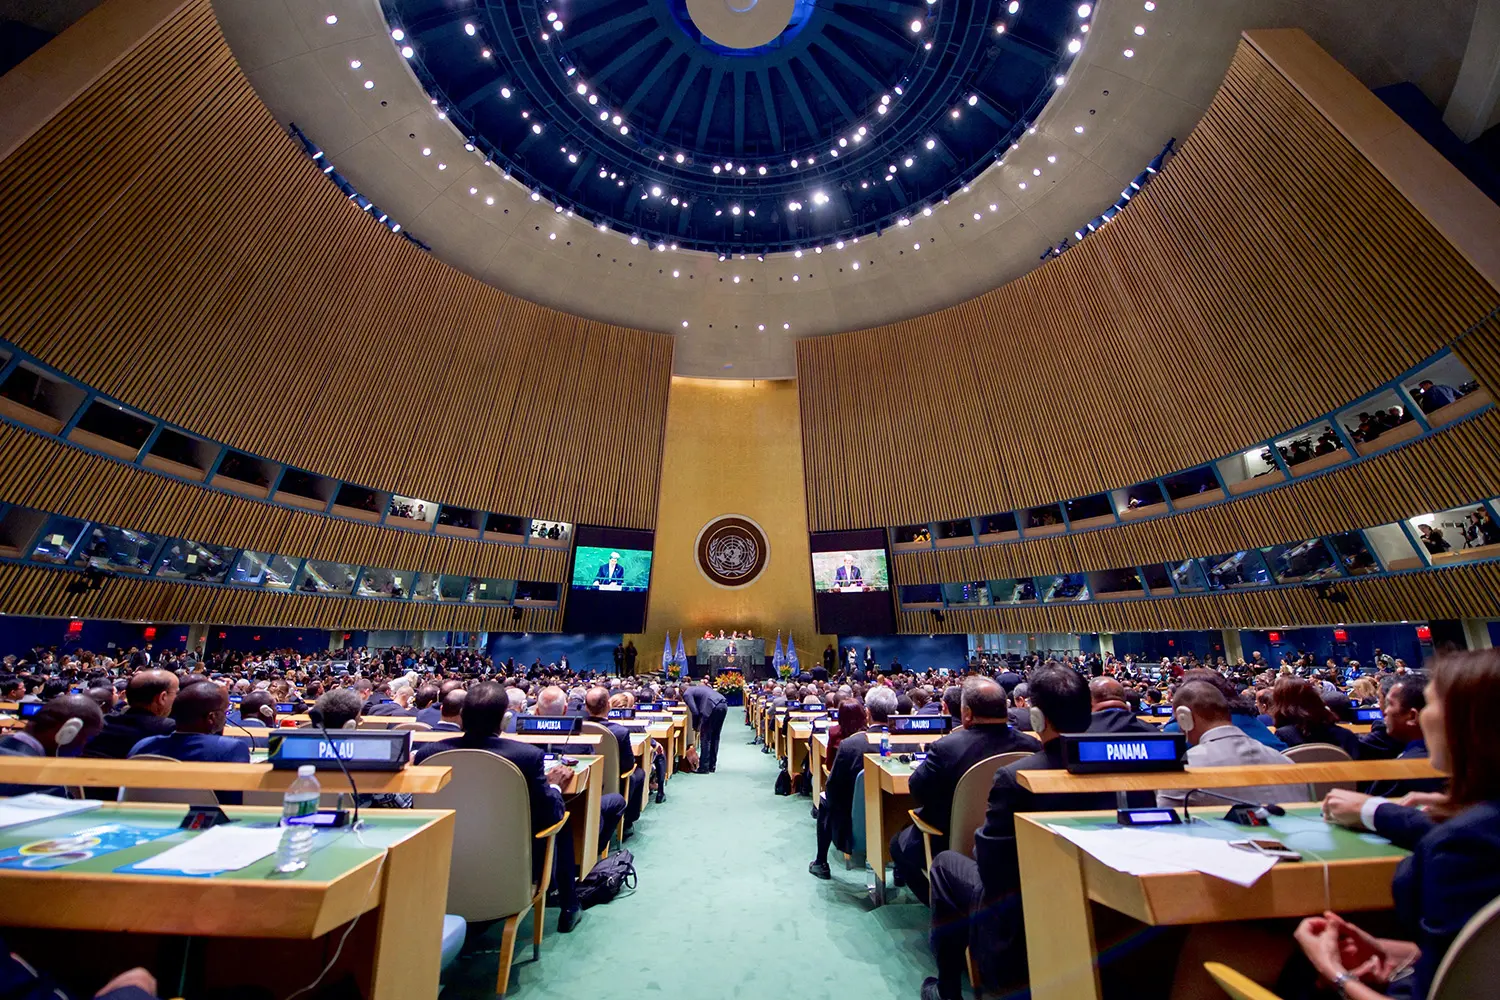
left=1045, top=825, right=1281, bottom=887
left=0, top=793, right=101, bottom=830
left=133, top=825, right=285, bottom=874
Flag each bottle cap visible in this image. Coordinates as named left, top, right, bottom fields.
left=298, top=765, right=316, bottom=777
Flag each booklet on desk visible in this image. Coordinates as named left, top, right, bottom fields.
left=0, top=793, right=102, bottom=831
left=130, top=825, right=284, bottom=875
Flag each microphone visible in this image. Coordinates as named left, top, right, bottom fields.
left=1181, top=787, right=1286, bottom=826
left=307, top=708, right=361, bottom=828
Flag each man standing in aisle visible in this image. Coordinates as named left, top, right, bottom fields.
left=684, top=676, right=729, bottom=773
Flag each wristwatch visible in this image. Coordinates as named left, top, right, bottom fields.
left=1331, top=971, right=1358, bottom=996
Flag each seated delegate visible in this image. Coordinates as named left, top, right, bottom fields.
left=0, top=695, right=106, bottom=795
left=809, top=686, right=895, bottom=879
left=1086, top=677, right=1158, bottom=733
left=1271, top=676, right=1363, bottom=757
left=129, top=680, right=250, bottom=804
left=889, top=677, right=1039, bottom=904
left=1293, top=650, right=1500, bottom=999
left=1155, top=680, right=1303, bottom=809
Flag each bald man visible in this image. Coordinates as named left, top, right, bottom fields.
left=87, top=669, right=179, bottom=759
left=586, top=686, right=646, bottom=833
left=0, top=694, right=106, bottom=795
left=538, top=685, right=628, bottom=848
left=129, top=681, right=250, bottom=796
left=1086, top=676, right=1156, bottom=734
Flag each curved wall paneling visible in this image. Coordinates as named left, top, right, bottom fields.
left=0, top=337, right=589, bottom=551
left=893, top=405, right=1500, bottom=586
left=895, top=559, right=1500, bottom=635
left=0, top=0, right=673, bottom=532
left=0, top=562, right=560, bottom=632
left=881, top=335, right=1496, bottom=559
left=797, top=40, right=1500, bottom=533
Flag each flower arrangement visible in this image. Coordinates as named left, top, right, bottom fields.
left=712, top=672, right=743, bottom=696
left=778, top=664, right=792, bottom=680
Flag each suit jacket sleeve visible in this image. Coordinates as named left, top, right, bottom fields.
left=518, top=747, right=565, bottom=830
left=972, top=767, right=1028, bottom=895
left=825, top=741, right=862, bottom=817
left=1372, top=802, right=1437, bottom=851
left=907, top=737, right=949, bottom=813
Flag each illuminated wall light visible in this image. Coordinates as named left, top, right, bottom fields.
left=500, top=87, right=512, bottom=98
left=672, top=270, right=680, bottom=277
left=1134, top=24, right=1145, bottom=34
left=391, top=29, right=404, bottom=40
left=1055, top=75, right=1067, bottom=87
left=548, top=232, right=556, bottom=240
left=1067, top=38, right=1081, bottom=53
left=325, top=14, right=337, bottom=25
left=1123, top=48, right=1134, bottom=58
left=1144, top=0, right=1155, bottom=9
left=363, top=80, right=374, bottom=89
left=1078, top=2, right=1091, bottom=14
left=465, top=22, right=476, bottom=35
left=532, top=122, right=543, bottom=134
left=482, top=48, right=491, bottom=58
left=1074, top=124, right=1086, bottom=133
left=851, top=261, right=859, bottom=270
left=1007, top=0, right=1020, bottom=12
left=995, top=23, right=1006, bottom=33
left=733, top=275, right=740, bottom=283
left=909, top=19, right=923, bottom=32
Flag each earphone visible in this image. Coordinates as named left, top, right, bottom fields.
left=1029, top=707, right=1046, bottom=733
left=259, top=704, right=275, bottom=720
left=341, top=719, right=358, bottom=730
left=1174, top=705, right=1194, bottom=732
left=54, top=717, right=84, bottom=747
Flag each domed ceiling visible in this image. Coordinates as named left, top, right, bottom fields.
left=211, top=0, right=1478, bottom=378
left=381, top=0, right=1081, bottom=254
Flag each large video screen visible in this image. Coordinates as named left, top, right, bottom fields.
left=811, top=549, right=890, bottom=593
left=570, top=546, right=653, bottom=592
left=811, top=529, right=896, bottom=635
left=563, top=526, right=655, bottom=635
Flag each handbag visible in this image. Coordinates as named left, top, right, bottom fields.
left=576, top=849, right=636, bottom=909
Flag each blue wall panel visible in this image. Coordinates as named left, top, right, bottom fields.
left=835, top=634, right=968, bottom=672
left=486, top=633, right=623, bottom=673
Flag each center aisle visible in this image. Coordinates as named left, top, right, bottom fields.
left=450, top=707, right=930, bottom=998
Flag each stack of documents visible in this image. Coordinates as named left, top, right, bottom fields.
left=1045, top=825, right=1280, bottom=887
left=133, top=826, right=286, bottom=875
left=0, top=793, right=101, bottom=830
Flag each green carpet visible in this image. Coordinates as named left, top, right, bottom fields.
left=444, top=708, right=931, bottom=998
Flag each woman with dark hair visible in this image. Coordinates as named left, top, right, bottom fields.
left=1271, top=676, right=1362, bottom=757
left=827, top=700, right=867, bottom=757
left=1293, top=651, right=1500, bottom=999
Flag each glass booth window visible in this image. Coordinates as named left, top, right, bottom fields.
left=894, top=524, right=932, bottom=544
left=942, top=581, right=991, bottom=606
left=357, top=567, right=412, bottom=599
left=228, top=551, right=299, bottom=589
left=388, top=495, right=436, bottom=525
left=936, top=518, right=974, bottom=541
left=1364, top=523, right=1423, bottom=572
left=900, top=584, right=943, bottom=606
left=1040, top=574, right=1090, bottom=602
left=1168, top=558, right=1208, bottom=593
left=31, top=517, right=89, bottom=564
left=409, top=573, right=440, bottom=601
left=1139, top=562, right=1173, bottom=594
left=1408, top=503, right=1500, bottom=562
left=1326, top=531, right=1380, bottom=576
left=74, top=524, right=163, bottom=574
left=1162, top=466, right=1220, bottom=501
left=1275, top=422, right=1343, bottom=468
left=155, top=539, right=234, bottom=583
left=1088, top=567, right=1145, bottom=597
left=1338, top=390, right=1415, bottom=448
left=1260, top=539, right=1339, bottom=583
left=978, top=512, right=1018, bottom=537
left=296, top=559, right=358, bottom=595
left=1199, top=550, right=1272, bottom=590
left=530, top=519, right=571, bottom=542
left=514, top=580, right=561, bottom=604
left=1404, top=354, right=1484, bottom=419
left=467, top=577, right=514, bottom=604
left=989, top=578, right=1034, bottom=604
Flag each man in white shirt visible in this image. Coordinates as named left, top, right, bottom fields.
left=1157, top=681, right=1305, bottom=809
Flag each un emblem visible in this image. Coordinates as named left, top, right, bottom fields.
left=695, top=515, right=770, bottom=588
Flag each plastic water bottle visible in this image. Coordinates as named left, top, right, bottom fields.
left=273, top=765, right=320, bottom=873
left=879, top=732, right=891, bottom=758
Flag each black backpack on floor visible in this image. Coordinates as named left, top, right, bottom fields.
left=773, top=765, right=792, bottom=796
left=576, top=849, right=636, bottom=908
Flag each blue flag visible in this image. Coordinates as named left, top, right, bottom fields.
left=788, top=635, right=800, bottom=676
left=662, top=633, right=672, bottom=670
left=675, top=632, right=686, bottom=668
left=773, top=633, right=785, bottom=670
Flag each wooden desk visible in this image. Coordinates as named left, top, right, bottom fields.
left=863, top=754, right=914, bottom=906
left=0, top=801, right=454, bottom=1000
left=1015, top=759, right=1442, bottom=795
left=561, top=756, right=604, bottom=877
left=406, top=730, right=604, bottom=747
left=788, top=722, right=814, bottom=776
left=0, top=757, right=453, bottom=795
left=811, top=732, right=831, bottom=801
left=1015, top=806, right=1408, bottom=1000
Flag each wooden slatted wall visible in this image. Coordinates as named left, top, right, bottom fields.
left=0, top=0, right=672, bottom=531
left=798, top=40, right=1500, bottom=532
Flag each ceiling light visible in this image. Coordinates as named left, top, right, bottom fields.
left=530, top=190, right=541, bottom=201
left=1008, top=0, right=1020, bottom=12
left=500, top=87, right=512, bottom=98
left=783, top=323, right=789, bottom=330
left=651, top=185, right=662, bottom=197
left=597, top=221, right=607, bottom=231
left=1078, top=3, right=1091, bottom=14
left=464, top=142, right=474, bottom=151
left=1075, top=124, right=1086, bottom=133
left=973, top=213, right=981, bottom=220
left=922, top=206, right=932, bottom=216
left=925, top=138, right=936, bottom=150
left=733, top=275, right=740, bottom=283
left=554, top=21, right=563, bottom=30
left=1144, top=1, right=1155, bottom=9
left=670, top=197, right=679, bottom=205
left=567, top=153, right=577, bottom=163
left=548, top=232, right=556, bottom=240
left=619, top=125, right=629, bottom=135
left=736, top=165, right=746, bottom=174
left=913, top=242, right=921, bottom=250
left=486, top=196, right=495, bottom=205
left=672, top=270, right=680, bottom=277
left=682, top=320, right=689, bottom=327
left=438, top=162, right=446, bottom=170
left=1055, top=75, right=1066, bottom=86
left=1019, top=182, right=1027, bottom=189
left=1123, top=48, right=1134, bottom=58
left=852, top=261, right=860, bottom=270
left=390, top=29, right=404, bottom=40
left=1033, top=168, right=1040, bottom=175
left=631, top=235, right=640, bottom=244
left=1134, top=24, right=1145, bottom=34
left=532, top=122, right=543, bottom=134
left=363, top=80, right=374, bottom=89
left=792, top=274, right=799, bottom=281
left=995, top=23, right=1006, bottom=33
left=951, top=109, right=960, bottom=119
left=897, top=217, right=909, bottom=226
left=758, top=324, right=765, bottom=331
left=675, top=152, right=686, bottom=164
left=350, top=59, right=362, bottom=69
left=835, top=240, right=845, bottom=249
left=325, top=14, right=338, bottom=25
left=812, top=191, right=828, bottom=205
left=464, top=22, right=476, bottom=35
left=546, top=10, right=557, bottom=20
left=1067, top=38, right=1081, bottom=53
left=731, top=205, right=741, bottom=215
left=482, top=48, right=490, bottom=58
left=989, top=203, right=997, bottom=211
left=909, top=19, right=923, bottom=32
left=1047, top=154, right=1057, bottom=163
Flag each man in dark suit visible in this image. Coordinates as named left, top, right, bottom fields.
left=235, top=690, right=277, bottom=728
left=810, top=685, right=898, bottom=878
left=415, top=682, right=585, bottom=931
left=129, top=681, right=251, bottom=804
left=833, top=553, right=863, bottom=587
left=411, top=684, right=442, bottom=727
left=86, top=669, right=178, bottom=759
left=1007, top=682, right=1035, bottom=731
left=890, top=678, right=1041, bottom=903
left=683, top=679, right=729, bottom=773
left=431, top=688, right=465, bottom=731
left=585, top=687, right=646, bottom=834
left=1086, top=676, right=1157, bottom=733
left=922, top=666, right=1130, bottom=1000
left=595, top=552, right=626, bottom=586
left=912, top=687, right=942, bottom=716
left=0, top=695, right=106, bottom=796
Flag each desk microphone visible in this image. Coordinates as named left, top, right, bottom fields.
left=1182, top=788, right=1286, bottom=826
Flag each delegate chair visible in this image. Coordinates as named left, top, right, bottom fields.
left=845, top=769, right=867, bottom=870
left=116, top=754, right=219, bottom=806
left=1204, top=963, right=1283, bottom=1000
left=581, top=721, right=636, bottom=845
left=1430, top=892, right=1500, bottom=1000
left=391, top=721, right=432, bottom=731
left=420, top=749, right=568, bottom=997
left=1280, top=743, right=1354, bottom=800
left=907, top=751, right=1033, bottom=871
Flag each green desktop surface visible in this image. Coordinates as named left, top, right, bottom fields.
left=0, top=804, right=431, bottom=881
left=1041, top=804, right=1411, bottom=862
